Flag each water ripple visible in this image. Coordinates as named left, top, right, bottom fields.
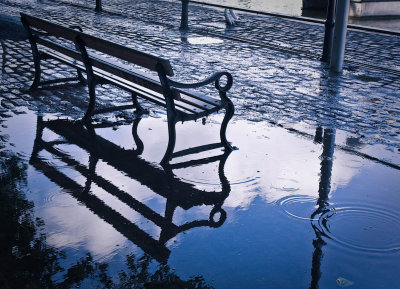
left=180, top=176, right=259, bottom=187
left=313, top=204, right=400, bottom=254
left=43, top=190, right=65, bottom=205
left=277, top=195, right=319, bottom=221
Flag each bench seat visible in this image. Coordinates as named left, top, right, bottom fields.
left=37, top=41, right=222, bottom=118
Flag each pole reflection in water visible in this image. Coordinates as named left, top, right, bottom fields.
left=310, top=127, right=335, bottom=289
left=309, top=71, right=339, bottom=289
left=29, top=116, right=232, bottom=264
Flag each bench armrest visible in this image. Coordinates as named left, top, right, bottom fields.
left=69, top=25, right=83, bottom=32
left=34, top=31, right=51, bottom=37
left=168, top=71, right=233, bottom=93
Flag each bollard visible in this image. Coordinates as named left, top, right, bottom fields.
left=321, top=0, right=336, bottom=62
left=330, top=0, right=350, bottom=72
left=180, top=0, right=189, bottom=30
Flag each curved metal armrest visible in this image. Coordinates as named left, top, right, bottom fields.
left=69, top=25, right=83, bottom=32
left=168, top=71, right=233, bottom=93
left=34, top=31, right=51, bottom=37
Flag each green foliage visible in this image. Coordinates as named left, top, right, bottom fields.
left=0, top=153, right=64, bottom=289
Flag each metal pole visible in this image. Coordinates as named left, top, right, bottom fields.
left=180, top=0, right=189, bottom=30
left=330, top=0, right=350, bottom=72
left=321, top=0, right=337, bottom=62
left=95, top=0, right=102, bottom=12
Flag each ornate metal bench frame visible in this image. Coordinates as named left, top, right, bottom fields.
left=21, top=13, right=235, bottom=164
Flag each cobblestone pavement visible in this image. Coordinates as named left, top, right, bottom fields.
left=61, top=0, right=400, bottom=72
left=0, top=0, right=399, bottom=157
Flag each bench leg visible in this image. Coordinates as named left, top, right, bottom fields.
left=21, top=20, right=42, bottom=91
left=29, top=56, right=42, bottom=91
left=77, top=70, right=86, bottom=84
left=131, top=93, right=149, bottom=114
left=220, top=100, right=234, bottom=151
left=132, top=117, right=144, bottom=155
left=161, top=118, right=177, bottom=165
left=82, top=83, right=96, bottom=122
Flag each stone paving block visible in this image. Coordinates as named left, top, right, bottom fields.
left=1, top=99, right=15, bottom=109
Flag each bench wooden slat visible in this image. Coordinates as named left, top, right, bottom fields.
left=90, top=52, right=160, bottom=83
left=21, top=13, right=79, bottom=42
left=89, top=55, right=221, bottom=112
left=95, top=62, right=218, bottom=113
left=177, top=88, right=222, bottom=106
left=36, top=37, right=82, bottom=62
left=88, top=65, right=211, bottom=115
left=178, top=94, right=220, bottom=110
left=90, top=55, right=165, bottom=95
left=42, top=50, right=85, bottom=73
left=21, top=13, right=174, bottom=77
left=80, top=34, right=174, bottom=77
left=42, top=46, right=165, bottom=97
left=95, top=69, right=203, bottom=115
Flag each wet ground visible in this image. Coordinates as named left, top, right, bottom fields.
left=201, top=0, right=400, bottom=32
left=1, top=0, right=400, bottom=288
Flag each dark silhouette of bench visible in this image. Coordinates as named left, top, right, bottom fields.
left=21, top=13, right=235, bottom=164
left=29, top=116, right=232, bottom=263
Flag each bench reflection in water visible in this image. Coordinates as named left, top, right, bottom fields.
left=29, top=116, right=232, bottom=264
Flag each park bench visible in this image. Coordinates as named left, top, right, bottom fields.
left=20, top=13, right=235, bottom=164
left=30, top=116, right=231, bottom=263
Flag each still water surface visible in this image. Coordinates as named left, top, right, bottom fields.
left=2, top=109, right=400, bottom=288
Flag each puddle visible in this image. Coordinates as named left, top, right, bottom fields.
left=185, top=37, right=224, bottom=45
left=1, top=99, right=400, bottom=289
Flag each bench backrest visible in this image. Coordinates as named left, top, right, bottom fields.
left=79, top=34, right=174, bottom=76
left=20, top=13, right=175, bottom=77
left=21, top=13, right=80, bottom=42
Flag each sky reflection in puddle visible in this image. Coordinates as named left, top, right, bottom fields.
left=184, top=37, right=224, bottom=45
left=1, top=110, right=400, bottom=288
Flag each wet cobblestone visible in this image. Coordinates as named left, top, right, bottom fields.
left=56, top=0, right=400, bottom=70
left=0, top=0, right=399, bottom=152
